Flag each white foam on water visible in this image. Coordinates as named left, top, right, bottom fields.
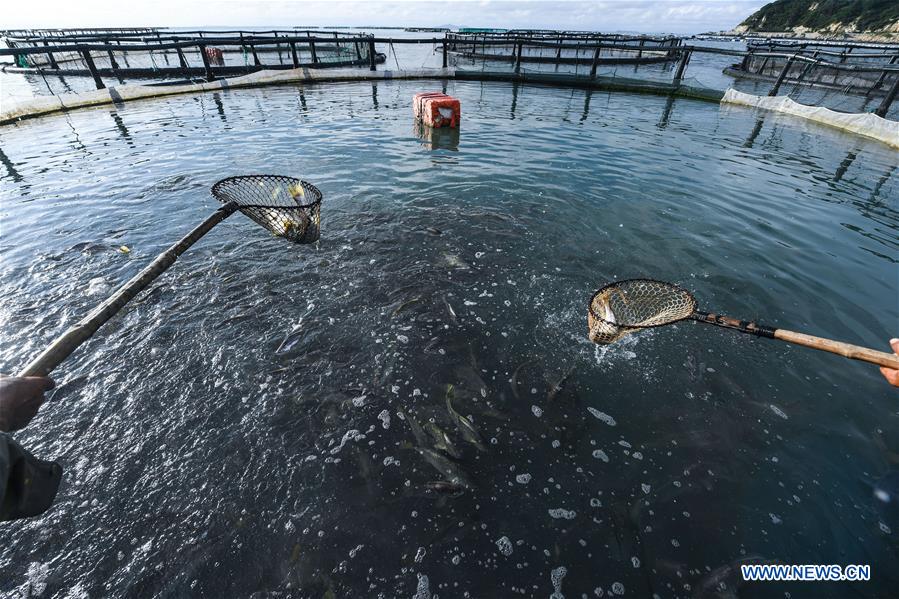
left=550, top=566, right=567, bottom=599
left=330, top=429, right=362, bottom=455
left=531, top=405, right=543, bottom=417
left=21, top=562, right=49, bottom=597
left=414, top=547, right=427, bottom=563
left=496, top=535, right=514, bottom=556
left=412, top=573, right=431, bottom=599
left=378, top=409, right=391, bottom=429
left=587, top=407, right=616, bottom=426
left=769, top=404, right=788, bottom=419
left=592, top=450, right=609, bottom=462
left=548, top=508, right=576, bottom=520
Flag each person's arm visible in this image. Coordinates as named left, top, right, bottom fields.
left=0, top=376, right=54, bottom=432
left=880, top=339, right=899, bottom=388
left=0, top=376, right=62, bottom=521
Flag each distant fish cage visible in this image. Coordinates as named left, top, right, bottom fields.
left=446, top=31, right=684, bottom=68
left=1, top=28, right=386, bottom=84
left=726, top=39, right=899, bottom=97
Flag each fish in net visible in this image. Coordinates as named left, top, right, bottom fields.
left=587, top=279, right=696, bottom=344
left=211, top=174, right=322, bottom=244
left=586, top=278, right=899, bottom=369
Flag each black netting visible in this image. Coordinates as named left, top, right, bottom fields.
left=211, top=174, right=322, bottom=244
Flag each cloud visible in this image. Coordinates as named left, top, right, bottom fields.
left=5, top=0, right=767, bottom=34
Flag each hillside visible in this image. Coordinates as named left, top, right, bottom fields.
left=736, top=0, right=899, bottom=36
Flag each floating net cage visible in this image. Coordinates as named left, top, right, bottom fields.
left=1, top=29, right=379, bottom=82
left=735, top=52, right=898, bottom=96
left=587, top=279, right=697, bottom=344
left=447, top=31, right=683, bottom=69
left=211, top=174, right=322, bottom=244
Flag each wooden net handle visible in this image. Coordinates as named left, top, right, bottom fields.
left=17, top=203, right=237, bottom=377
left=773, top=329, right=899, bottom=369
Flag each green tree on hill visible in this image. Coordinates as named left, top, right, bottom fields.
left=740, top=0, right=899, bottom=32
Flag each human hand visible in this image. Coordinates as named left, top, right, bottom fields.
left=880, top=339, right=899, bottom=388
left=0, top=376, right=55, bottom=432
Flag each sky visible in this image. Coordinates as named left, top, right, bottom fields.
left=4, top=0, right=767, bottom=34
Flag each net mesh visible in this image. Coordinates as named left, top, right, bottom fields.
left=587, top=279, right=697, bottom=344
left=211, top=174, right=322, bottom=244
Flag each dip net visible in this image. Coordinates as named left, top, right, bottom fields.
left=211, top=174, right=322, bottom=244
left=588, top=279, right=697, bottom=344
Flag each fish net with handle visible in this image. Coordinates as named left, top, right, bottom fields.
left=211, top=174, right=323, bottom=244
left=588, top=279, right=697, bottom=344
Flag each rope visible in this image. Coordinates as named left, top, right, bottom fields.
left=36, top=67, right=54, bottom=94
left=389, top=41, right=400, bottom=70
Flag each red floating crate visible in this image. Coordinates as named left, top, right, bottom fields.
left=413, top=92, right=461, bottom=128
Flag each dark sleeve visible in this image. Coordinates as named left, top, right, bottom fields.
left=0, top=432, right=62, bottom=522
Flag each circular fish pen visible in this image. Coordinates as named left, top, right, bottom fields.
left=1, top=53, right=898, bottom=599
left=447, top=31, right=684, bottom=68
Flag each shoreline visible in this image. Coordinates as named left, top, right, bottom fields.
left=706, top=30, right=899, bottom=45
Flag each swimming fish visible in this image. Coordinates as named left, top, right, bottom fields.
left=693, top=556, right=770, bottom=599
left=392, top=296, right=424, bottom=317
left=446, top=385, right=486, bottom=452
left=441, top=252, right=470, bottom=270
left=510, top=358, right=537, bottom=401
left=547, top=366, right=576, bottom=402
left=441, top=294, right=457, bottom=322
left=415, top=447, right=474, bottom=489
left=424, top=421, right=463, bottom=459
left=398, top=407, right=429, bottom=447
left=423, top=480, right=465, bottom=495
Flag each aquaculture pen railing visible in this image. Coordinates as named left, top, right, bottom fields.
left=446, top=31, right=683, bottom=68
left=0, top=31, right=386, bottom=84
left=726, top=39, right=899, bottom=101
left=2, top=32, right=898, bottom=117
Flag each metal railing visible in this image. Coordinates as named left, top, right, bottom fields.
left=2, top=32, right=898, bottom=117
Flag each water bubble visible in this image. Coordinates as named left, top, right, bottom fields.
left=516, top=473, right=532, bottom=484
left=495, top=536, right=514, bottom=556
left=769, top=404, right=788, bottom=419
left=413, top=573, right=431, bottom=599
left=550, top=566, right=567, bottom=598
left=548, top=508, right=576, bottom=520
left=592, top=450, right=609, bottom=462
left=587, top=407, right=616, bottom=426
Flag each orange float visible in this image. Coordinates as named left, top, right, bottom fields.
left=413, top=92, right=461, bottom=128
